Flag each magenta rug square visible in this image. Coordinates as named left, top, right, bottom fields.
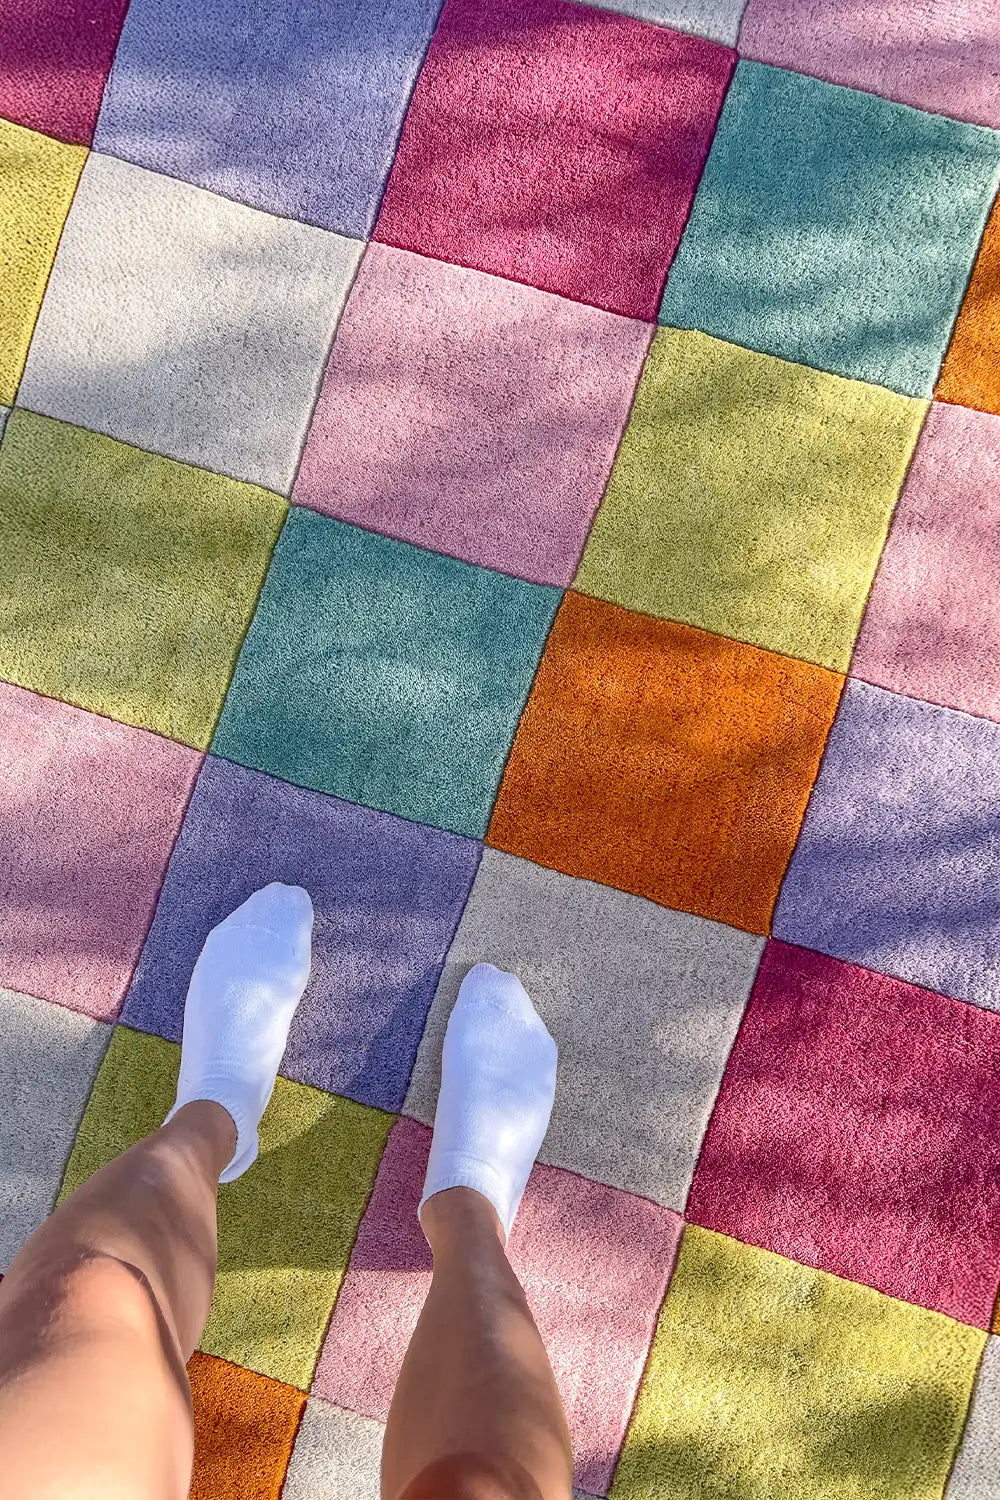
left=0, top=0, right=130, bottom=145
left=687, top=941, right=1000, bottom=1327
left=374, top=0, right=735, bottom=319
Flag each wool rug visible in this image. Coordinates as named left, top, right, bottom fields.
left=3, top=0, right=1000, bottom=1495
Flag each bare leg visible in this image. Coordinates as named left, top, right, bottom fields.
left=381, top=1187, right=573, bottom=1500
left=0, top=882, right=312, bottom=1499
left=0, top=1100, right=235, bottom=1500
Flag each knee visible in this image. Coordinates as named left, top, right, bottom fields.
left=395, top=1452, right=547, bottom=1500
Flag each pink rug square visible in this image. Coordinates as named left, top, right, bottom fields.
left=313, top=1116, right=682, bottom=1492
left=373, top=0, right=735, bottom=320
left=851, top=402, right=1000, bottom=723
left=687, top=940, right=1000, bottom=1327
left=739, top=0, right=1000, bottom=129
left=0, top=682, right=201, bottom=1020
left=294, top=245, right=651, bottom=586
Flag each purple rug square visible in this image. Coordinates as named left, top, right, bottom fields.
left=122, top=756, right=481, bottom=1111
left=93, top=0, right=443, bottom=237
left=774, top=679, right=1000, bottom=1010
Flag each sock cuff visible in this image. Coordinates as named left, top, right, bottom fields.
left=165, top=1082, right=258, bottom=1183
left=419, top=1151, right=516, bottom=1240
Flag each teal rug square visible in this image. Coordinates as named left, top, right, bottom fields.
left=212, top=510, right=562, bottom=838
left=660, top=60, right=1000, bottom=396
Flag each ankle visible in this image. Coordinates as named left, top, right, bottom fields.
left=420, top=1186, right=506, bottom=1256
left=159, top=1099, right=237, bottom=1180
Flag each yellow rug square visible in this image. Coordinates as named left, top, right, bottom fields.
left=0, top=410, right=286, bottom=749
left=575, top=330, right=927, bottom=670
left=0, top=119, right=86, bottom=405
left=60, top=1027, right=394, bottom=1390
left=612, top=1225, right=983, bottom=1500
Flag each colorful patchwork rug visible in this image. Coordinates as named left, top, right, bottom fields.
left=3, top=1, right=1000, bottom=1495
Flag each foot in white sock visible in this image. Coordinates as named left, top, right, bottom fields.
left=166, top=882, right=314, bottom=1182
left=419, top=963, right=557, bottom=1241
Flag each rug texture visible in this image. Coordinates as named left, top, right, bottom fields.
left=851, top=400, right=1000, bottom=719
left=293, top=242, right=652, bottom=585
left=374, top=0, right=736, bottom=318
left=574, top=326, right=926, bottom=668
left=187, top=1354, right=305, bottom=1500
left=738, top=0, right=1000, bottom=129
left=660, top=59, right=1000, bottom=396
left=0, top=0, right=131, bottom=145
left=612, top=1226, right=985, bottom=1500
left=0, top=409, right=285, bottom=747
left=2, top=1, right=1000, bottom=1495
left=0, top=119, right=85, bottom=405
left=92, top=0, right=444, bottom=238
left=937, top=193, right=1000, bottom=414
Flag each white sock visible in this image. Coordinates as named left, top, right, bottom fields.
left=419, top=963, right=558, bottom=1240
left=165, top=882, right=313, bottom=1182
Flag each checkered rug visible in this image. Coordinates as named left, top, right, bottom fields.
left=3, top=1, right=1000, bottom=1495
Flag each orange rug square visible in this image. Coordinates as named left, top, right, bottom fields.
left=937, top=195, right=1000, bottom=415
left=488, top=592, right=843, bottom=934
left=188, top=1351, right=304, bottom=1499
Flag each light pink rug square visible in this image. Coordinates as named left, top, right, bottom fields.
left=739, top=0, right=1000, bottom=128
left=293, top=243, right=652, bottom=586
left=0, top=683, right=201, bottom=1020
left=851, top=401, right=1000, bottom=722
left=312, top=1116, right=682, bottom=1492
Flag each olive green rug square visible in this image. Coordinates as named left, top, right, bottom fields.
left=612, top=1225, right=983, bottom=1500
left=59, top=1027, right=393, bottom=1389
left=574, top=329, right=927, bottom=670
left=0, top=409, right=286, bottom=748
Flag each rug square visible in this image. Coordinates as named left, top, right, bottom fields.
left=293, top=244, right=652, bottom=587
left=936, top=194, right=1000, bottom=416
left=739, top=0, right=1000, bottom=129
left=774, top=679, right=1000, bottom=1010
left=660, top=61, right=1000, bottom=397
left=612, top=1226, right=984, bottom=1500
left=123, top=757, right=481, bottom=1113
left=61, top=1027, right=394, bottom=1389
left=283, top=1402, right=384, bottom=1500
left=0, top=411, right=285, bottom=749
left=948, top=1337, right=1000, bottom=1499
left=575, top=329, right=926, bottom=669
left=15, top=153, right=363, bottom=491
left=93, top=0, right=441, bottom=238
left=187, top=1352, right=304, bottom=1500
left=0, top=989, right=111, bottom=1272
left=404, top=848, right=763, bottom=1208
left=0, top=119, right=86, bottom=406
left=488, top=592, right=842, bottom=934
left=373, top=0, right=734, bottom=320
left=688, top=941, right=1000, bottom=1327
left=314, top=1116, right=682, bottom=1494
left=584, top=0, right=748, bottom=45
left=852, top=402, right=1000, bottom=720
left=0, top=0, right=130, bottom=145
left=213, top=509, right=562, bottom=838
left=0, top=682, right=201, bottom=1018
